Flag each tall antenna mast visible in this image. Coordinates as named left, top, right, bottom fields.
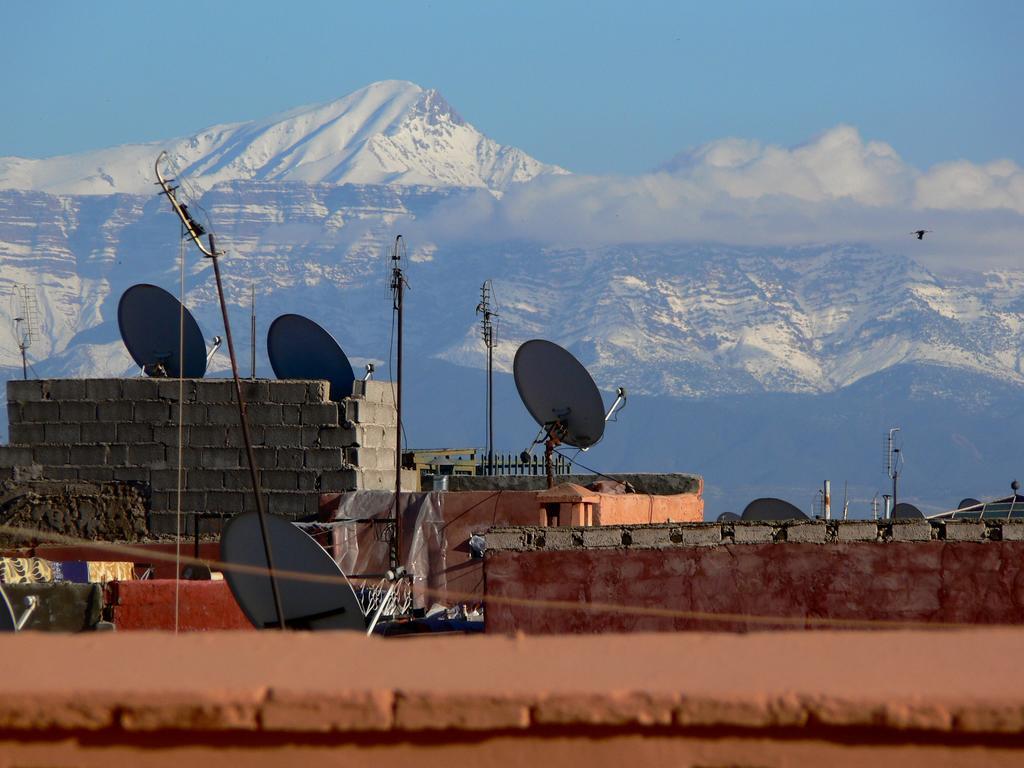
left=886, top=427, right=901, bottom=514
left=476, top=280, right=497, bottom=476
left=250, top=281, right=256, bottom=380
left=389, top=235, right=408, bottom=571
left=10, top=284, right=39, bottom=381
left=154, top=151, right=285, bottom=631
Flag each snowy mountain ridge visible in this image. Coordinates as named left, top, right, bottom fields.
left=0, top=81, right=566, bottom=196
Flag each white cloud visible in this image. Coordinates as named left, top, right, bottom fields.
left=411, top=125, right=1024, bottom=271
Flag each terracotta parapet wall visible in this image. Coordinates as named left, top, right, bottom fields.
left=0, top=630, right=1023, bottom=765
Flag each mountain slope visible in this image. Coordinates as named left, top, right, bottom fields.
left=0, top=81, right=566, bottom=196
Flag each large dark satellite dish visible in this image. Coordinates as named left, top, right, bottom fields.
left=957, top=498, right=982, bottom=511
left=220, top=511, right=365, bottom=631
left=267, top=314, right=356, bottom=401
left=513, top=339, right=606, bottom=448
left=892, top=502, right=924, bottom=519
left=741, top=498, right=808, bottom=521
left=118, top=284, right=207, bottom=377
left=717, top=511, right=740, bottom=522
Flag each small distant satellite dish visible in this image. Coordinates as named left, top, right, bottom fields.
left=957, top=498, right=982, bottom=511
left=267, top=314, right=356, bottom=401
left=118, top=284, right=207, bottom=378
left=741, top=498, right=808, bottom=521
left=513, top=339, right=605, bottom=448
left=892, top=502, right=924, bottom=519
left=220, top=511, right=365, bottom=631
left=717, top=511, right=740, bottom=522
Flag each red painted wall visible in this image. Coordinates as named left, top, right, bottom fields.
left=107, top=580, right=251, bottom=631
left=483, top=541, right=1024, bottom=634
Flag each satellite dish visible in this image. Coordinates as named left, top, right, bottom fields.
left=513, top=339, right=605, bottom=448
left=741, top=498, right=808, bottom=522
left=220, top=511, right=365, bottom=631
left=267, top=314, right=356, bottom=401
left=892, top=502, right=924, bottom=519
left=716, top=511, right=740, bottom=522
left=118, top=284, right=207, bottom=378
left=957, top=498, right=982, bottom=511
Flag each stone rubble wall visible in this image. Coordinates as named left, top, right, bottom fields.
left=1, top=378, right=414, bottom=534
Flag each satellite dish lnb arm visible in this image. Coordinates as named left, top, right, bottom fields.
left=604, top=386, right=627, bottom=422
left=154, top=151, right=217, bottom=258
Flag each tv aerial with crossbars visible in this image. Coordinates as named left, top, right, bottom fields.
left=10, top=284, right=39, bottom=380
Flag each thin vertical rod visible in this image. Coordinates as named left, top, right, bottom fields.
left=250, top=281, right=256, bottom=380
left=20, top=347, right=27, bottom=380
left=209, top=234, right=285, bottom=630
left=392, top=264, right=404, bottom=571
left=487, top=339, right=494, bottom=475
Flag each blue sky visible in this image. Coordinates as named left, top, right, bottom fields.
left=2, top=0, right=1021, bottom=174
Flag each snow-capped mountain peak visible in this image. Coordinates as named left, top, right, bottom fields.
left=0, top=80, right=566, bottom=196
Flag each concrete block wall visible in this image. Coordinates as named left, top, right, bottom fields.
left=1, top=378, right=414, bottom=534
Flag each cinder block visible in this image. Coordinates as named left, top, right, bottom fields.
left=943, top=521, right=986, bottom=542
left=60, top=400, right=97, bottom=422
left=355, top=424, right=385, bottom=449
left=46, top=379, right=87, bottom=400
left=581, top=528, right=625, bottom=548
left=624, top=526, right=673, bottom=548
left=318, top=424, right=357, bottom=447
left=86, top=379, right=124, bottom=400
left=149, top=491, right=205, bottom=514
left=12, top=464, right=43, bottom=482
left=6, top=380, right=43, bottom=402
left=78, top=467, right=114, bottom=482
left=110, top=467, right=149, bottom=484
left=353, top=380, right=393, bottom=404
left=168, top=403, right=208, bottom=426
left=250, top=447, right=277, bottom=469
left=999, top=522, right=1024, bottom=541
left=106, top=443, right=128, bottom=466
left=122, top=378, right=161, bottom=401
left=81, top=422, right=117, bottom=443
left=201, top=447, right=242, bottom=469
left=44, top=423, right=81, bottom=443
left=133, top=401, right=170, bottom=423
left=268, top=381, right=309, bottom=404
left=281, top=404, right=301, bottom=425
left=33, top=445, right=69, bottom=465
left=785, top=522, right=828, bottom=543
left=22, top=401, right=60, bottom=423
left=127, top=443, right=166, bottom=466
left=117, top=423, right=154, bottom=443
left=296, top=470, right=321, bottom=491
left=222, top=468, right=255, bottom=491
left=890, top=520, right=934, bottom=542
left=267, top=492, right=308, bottom=516
left=320, top=468, right=358, bottom=491
left=187, top=469, right=224, bottom=490
left=69, top=444, right=109, bottom=465
left=673, top=525, right=721, bottom=546
left=261, top=469, right=299, bottom=491
left=263, top=425, right=303, bottom=446
left=195, top=380, right=235, bottom=403
left=9, top=423, right=44, bottom=444
left=836, top=521, right=880, bottom=542
left=156, top=379, right=198, bottom=402
left=732, top=523, right=776, bottom=544
left=354, top=469, right=394, bottom=491
left=189, top=425, right=228, bottom=447
left=301, top=403, right=339, bottom=426
left=483, top=529, right=528, bottom=551
left=150, top=468, right=181, bottom=490
left=239, top=380, right=269, bottom=403
left=205, top=491, right=245, bottom=514
left=306, top=381, right=329, bottom=403
left=5, top=401, right=22, bottom=425
left=0, top=446, right=33, bottom=467
left=305, top=448, right=343, bottom=469
left=205, top=403, right=238, bottom=425
left=43, top=467, right=79, bottom=481
left=542, top=527, right=576, bottom=550
left=300, top=426, right=322, bottom=448
left=344, top=400, right=360, bottom=423
left=275, top=447, right=304, bottom=469
left=246, top=404, right=283, bottom=426
left=97, top=401, right=133, bottom=421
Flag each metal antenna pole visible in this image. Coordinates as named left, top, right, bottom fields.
left=390, top=236, right=406, bottom=572
left=250, top=281, right=256, bottom=380
left=154, top=153, right=285, bottom=630
left=476, top=280, right=497, bottom=476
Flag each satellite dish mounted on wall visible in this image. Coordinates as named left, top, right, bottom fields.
left=220, top=511, right=365, bottom=631
left=891, top=502, right=924, bottom=519
left=741, top=498, right=809, bottom=522
left=267, top=314, right=356, bottom=401
left=514, top=339, right=608, bottom=488
left=118, top=284, right=208, bottom=378
left=716, top=511, right=740, bottom=522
